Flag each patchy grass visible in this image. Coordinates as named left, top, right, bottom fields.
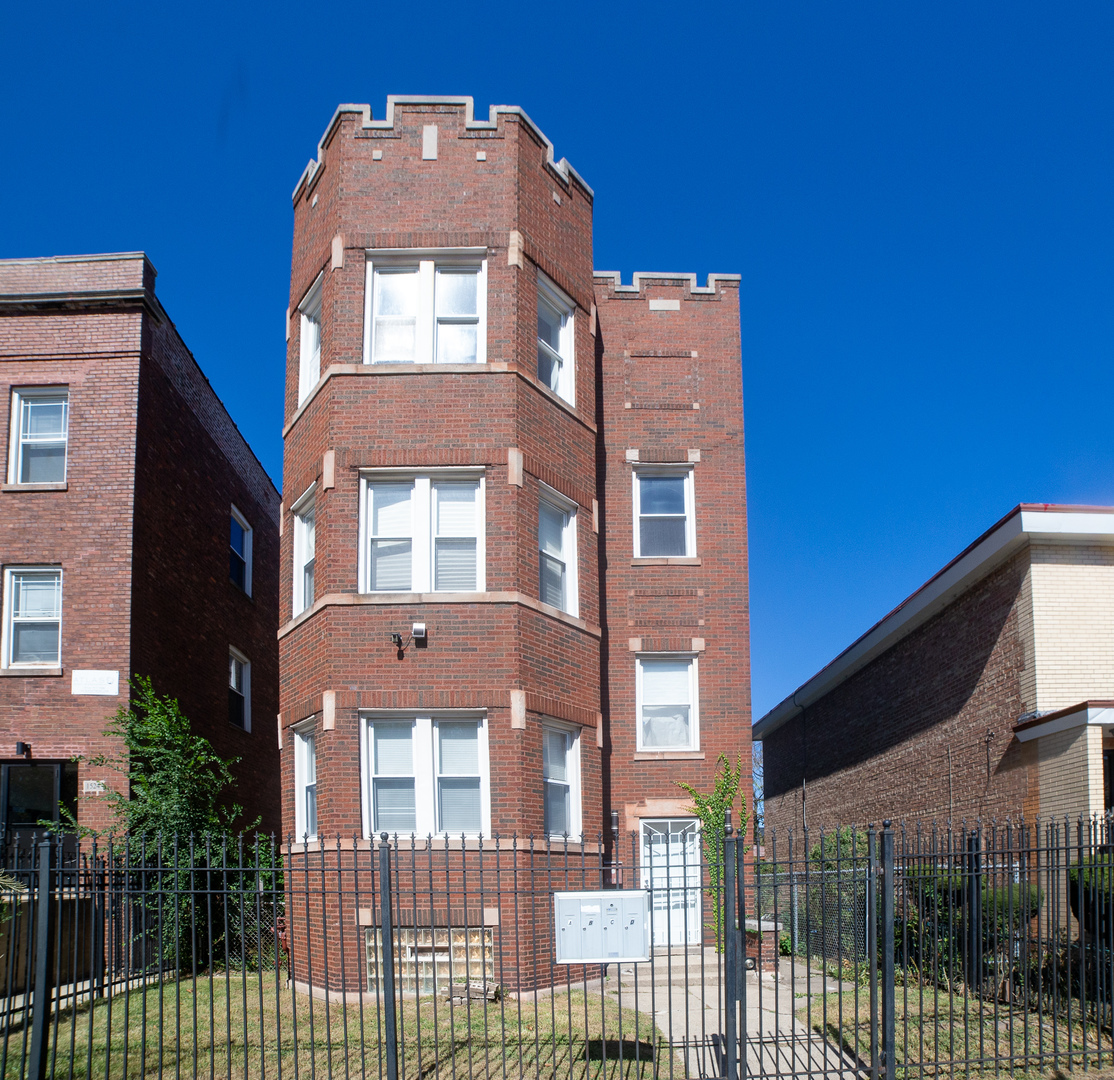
left=802, top=982, right=1114, bottom=1079
left=0, top=970, right=679, bottom=1080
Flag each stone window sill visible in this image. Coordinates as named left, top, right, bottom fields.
left=0, top=666, right=63, bottom=678
left=632, top=750, right=706, bottom=761
left=2, top=483, right=68, bottom=493
left=631, top=557, right=701, bottom=567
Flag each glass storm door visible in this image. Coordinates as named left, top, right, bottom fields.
left=640, top=818, right=702, bottom=947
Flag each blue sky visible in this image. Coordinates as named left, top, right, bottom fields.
left=3, top=2, right=1113, bottom=721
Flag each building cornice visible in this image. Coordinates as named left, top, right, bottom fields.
left=753, top=504, right=1114, bottom=742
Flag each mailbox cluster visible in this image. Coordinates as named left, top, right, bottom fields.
left=553, top=890, right=651, bottom=964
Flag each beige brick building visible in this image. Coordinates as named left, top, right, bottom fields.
left=757, top=504, right=1114, bottom=833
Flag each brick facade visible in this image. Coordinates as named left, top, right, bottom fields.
left=278, top=97, right=750, bottom=988
left=0, top=253, right=281, bottom=838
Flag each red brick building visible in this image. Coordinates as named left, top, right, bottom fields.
left=277, top=97, right=749, bottom=986
left=0, top=253, right=281, bottom=839
left=758, top=504, right=1114, bottom=836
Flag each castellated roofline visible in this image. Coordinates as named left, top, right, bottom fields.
left=293, top=96, right=594, bottom=203
left=593, top=271, right=742, bottom=296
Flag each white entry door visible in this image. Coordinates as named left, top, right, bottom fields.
left=640, top=818, right=702, bottom=947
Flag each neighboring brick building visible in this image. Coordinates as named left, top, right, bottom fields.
left=0, top=253, right=281, bottom=839
left=277, top=96, right=750, bottom=987
left=757, top=504, right=1114, bottom=835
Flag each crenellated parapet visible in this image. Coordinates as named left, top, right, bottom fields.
left=293, top=96, right=593, bottom=203
left=593, top=271, right=741, bottom=296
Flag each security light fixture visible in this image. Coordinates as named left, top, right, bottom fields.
left=14, top=742, right=29, bottom=758
left=412, top=622, right=426, bottom=641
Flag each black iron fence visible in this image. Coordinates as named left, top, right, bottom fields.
left=2, top=818, right=1114, bottom=1078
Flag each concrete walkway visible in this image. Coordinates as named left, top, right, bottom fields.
left=597, top=948, right=867, bottom=1079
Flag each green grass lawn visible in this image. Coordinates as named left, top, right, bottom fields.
left=1, top=970, right=679, bottom=1080
left=803, top=981, right=1114, bottom=1080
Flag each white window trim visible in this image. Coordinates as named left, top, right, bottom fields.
left=357, top=470, right=486, bottom=594
left=291, top=484, right=317, bottom=617
left=537, top=483, right=579, bottom=618
left=635, top=653, right=699, bottom=752
left=229, top=646, right=252, bottom=733
left=536, top=272, right=575, bottom=405
left=230, top=504, right=253, bottom=596
left=632, top=466, right=697, bottom=559
left=8, top=387, right=69, bottom=486
left=359, top=712, right=490, bottom=838
left=293, top=718, right=318, bottom=841
left=298, top=273, right=324, bottom=406
left=1, top=566, right=63, bottom=670
left=542, top=720, right=582, bottom=842
left=362, top=250, right=488, bottom=366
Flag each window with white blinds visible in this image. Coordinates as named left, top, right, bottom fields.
left=637, top=657, right=698, bottom=751
left=543, top=724, right=581, bottom=839
left=361, top=474, right=484, bottom=593
left=292, top=489, right=316, bottom=616
left=538, top=490, right=578, bottom=616
left=363, top=255, right=487, bottom=366
left=361, top=714, right=489, bottom=837
left=298, top=274, right=323, bottom=406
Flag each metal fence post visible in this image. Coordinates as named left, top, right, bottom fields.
left=724, top=818, right=737, bottom=1080
left=867, top=823, right=878, bottom=1080
left=880, top=822, right=895, bottom=1080
left=28, top=834, right=55, bottom=1080
left=379, top=833, right=399, bottom=1080
left=965, top=830, right=982, bottom=991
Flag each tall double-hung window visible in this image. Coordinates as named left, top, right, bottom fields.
left=633, top=468, right=696, bottom=558
left=9, top=388, right=68, bottom=485
left=2, top=568, right=62, bottom=668
left=538, top=489, right=578, bottom=616
left=363, top=254, right=487, bottom=365
left=360, top=473, right=485, bottom=593
left=636, top=656, right=699, bottom=751
left=298, top=274, right=323, bottom=405
left=536, top=274, right=574, bottom=404
left=362, top=714, right=490, bottom=837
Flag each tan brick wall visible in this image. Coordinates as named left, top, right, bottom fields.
left=1030, top=543, right=1114, bottom=709
left=1036, top=723, right=1103, bottom=824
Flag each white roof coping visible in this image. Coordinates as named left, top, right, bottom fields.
left=293, top=97, right=593, bottom=203
left=753, top=504, right=1114, bottom=742
left=1014, top=703, right=1114, bottom=742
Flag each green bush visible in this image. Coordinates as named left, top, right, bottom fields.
left=1068, top=857, right=1114, bottom=937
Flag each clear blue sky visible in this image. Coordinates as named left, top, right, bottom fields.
left=3, top=2, right=1113, bottom=722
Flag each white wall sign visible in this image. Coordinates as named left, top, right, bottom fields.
left=553, top=890, right=650, bottom=964
left=71, top=670, right=120, bottom=696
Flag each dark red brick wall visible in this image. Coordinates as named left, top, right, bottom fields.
left=131, top=318, right=281, bottom=836
left=762, top=548, right=1037, bottom=835
left=0, top=255, right=281, bottom=837
left=0, top=304, right=142, bottom=834
left=594, top=277, right=752, bottom=834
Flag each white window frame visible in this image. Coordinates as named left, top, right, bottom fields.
left=8, top=387, right=69, bottom=485
left=230, top=505, right=253, bottom=596
left=362, top=250, right=488, bottom=366
left=292, top=485, right=317, bottom=617
left=298, top=273, right=324, bottom=405
left=542, top=721, right=582, bottom=841
left=359, top=713, right=490, bottom=838
left=228, top=647, right=251, bottom=732
left=536, top=272, right=575, bottom=405
left=1, top=566, right=63, bottom=669
left=635, top=654, right=699, bottom=752
left=632, top=467, right=697, bottom=558
left=358, top=470, right=486, bottom=594
left=537, top=484, right=579, bottom=617
left=293, top=719, right=318, bottom=841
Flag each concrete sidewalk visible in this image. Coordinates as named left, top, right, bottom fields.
left=597, top=947, right=865, bottom=1078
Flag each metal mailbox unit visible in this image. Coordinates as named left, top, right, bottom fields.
left=552, top=890, right=650, bottom=964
